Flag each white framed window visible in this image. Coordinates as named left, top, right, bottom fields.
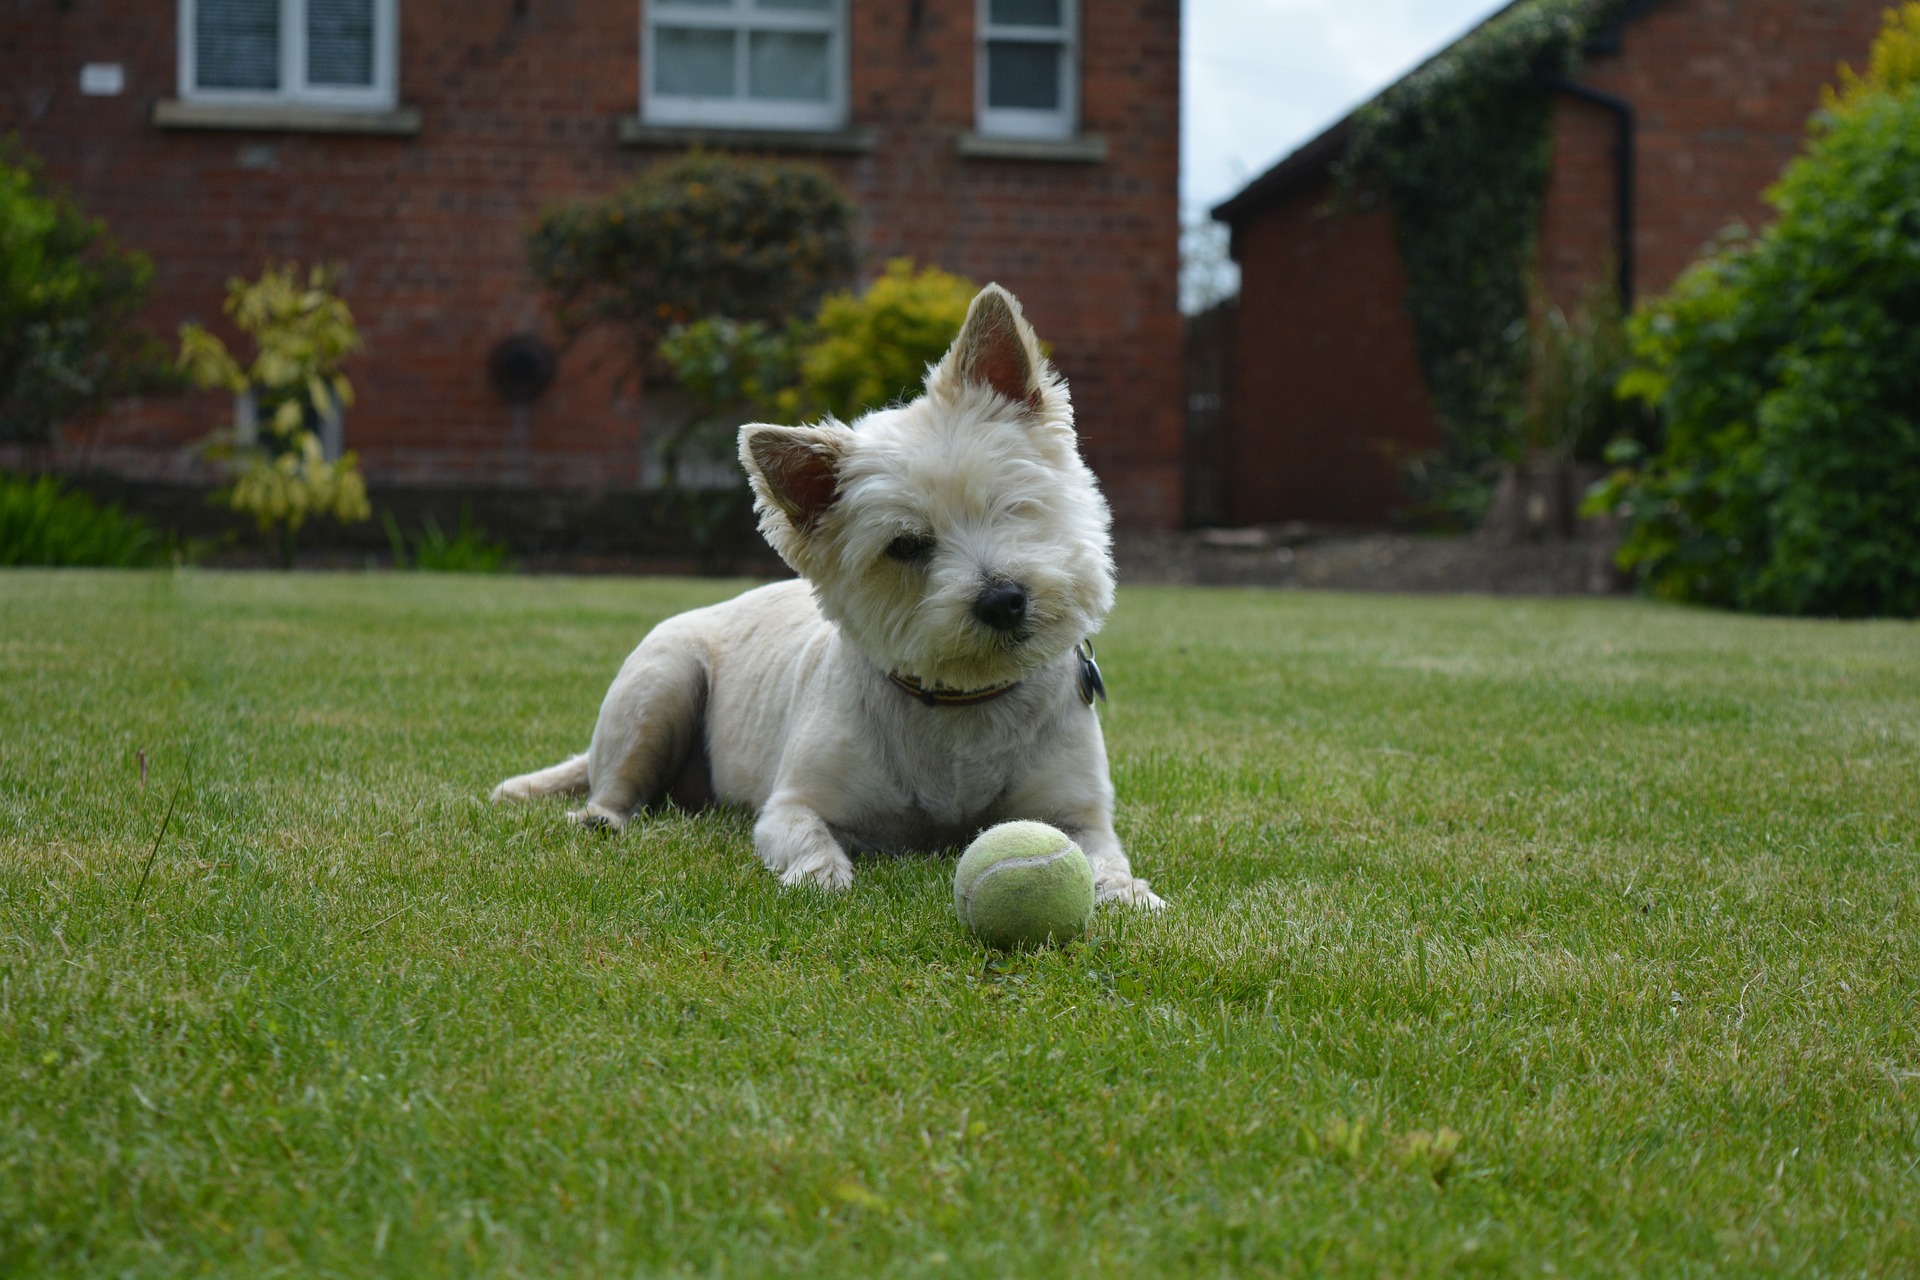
left=977, top=0, right=1077, bottom=140
left=179, top=0, right=398, bottom=109
left=643, top=0, right=848, bottom=132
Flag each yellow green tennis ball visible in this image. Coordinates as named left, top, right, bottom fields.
left=953, top=821, right=1095, bottom=950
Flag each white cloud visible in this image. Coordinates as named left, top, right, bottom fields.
left=1182, top=0, right=1515, bottom=216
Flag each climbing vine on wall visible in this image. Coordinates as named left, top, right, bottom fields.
left=1340, top=0, right=1623, bottom=514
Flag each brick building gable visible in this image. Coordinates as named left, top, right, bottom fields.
left=1206, top=0, right=1888, bottom=527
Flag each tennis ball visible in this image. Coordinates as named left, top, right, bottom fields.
left=953, top=821, right=1095, bottom=950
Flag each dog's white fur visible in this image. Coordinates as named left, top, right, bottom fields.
left=492, top=284, right=1163, bottom=908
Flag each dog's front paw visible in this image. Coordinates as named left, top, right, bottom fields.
left=1096, top=875, right=1166, bottom=911
left=491, top=778, right=534, bottom=803
left=778, top=850, right=854, bottom=892
left=566, top=803, right=628, bottom=832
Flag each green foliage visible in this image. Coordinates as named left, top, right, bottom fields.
left=653, top=260, right=976, bottom=432
left=650, top=316, right=799, bottom=557
left=0, top=138, right=169, bottom=447
left=644, top=263, right=977, bottom=552
left=789, top=259, right=976, bottom=423
left=656, top=316, right=799, bottom=433
left=1516, top=281, right=1633, bottom=461
left=0, top=471, right=163, bottom=567
left=527, top=154, right=858, bottom=358
left=382, top=507, right=511, bottom=573
left=181, top=263, right=371, bottom=567
left=1829, top=1, right=1920, bottom=105
left=1342, top=0, right=1620, bottom=513
left=1602, top=29, right=1920, bottom=617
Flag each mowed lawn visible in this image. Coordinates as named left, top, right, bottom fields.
left=3, top=571, right=1918, bottom=1278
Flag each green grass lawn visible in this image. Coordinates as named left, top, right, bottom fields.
left=3, top=571, right=1917, bottom=1277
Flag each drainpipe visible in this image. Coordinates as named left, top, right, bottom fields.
left=1537, top=73, right=1636, bottom=311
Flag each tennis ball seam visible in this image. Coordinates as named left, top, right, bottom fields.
left=959, top=851, right=1081, bottom=929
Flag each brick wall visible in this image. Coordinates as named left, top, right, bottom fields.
left=1219, top=0, right=1889, bottom=526
left=1224, top=175, right=1442, bottom=526
left=1541, top=0, right=1889, bottom=309
left=0, top=0, right=1183, bottom=527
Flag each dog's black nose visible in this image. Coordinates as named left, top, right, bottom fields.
left=973, top=581, right=1029, bottom=633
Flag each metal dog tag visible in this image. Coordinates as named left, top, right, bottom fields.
left=1077, top=639, right=1106, bottom=706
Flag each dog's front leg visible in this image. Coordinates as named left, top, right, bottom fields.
left=1009, top=711, right=1166, bottom=910
left=1072, top=820, right=1166, bottom=911
left=753, top=792, right=854, bottom=890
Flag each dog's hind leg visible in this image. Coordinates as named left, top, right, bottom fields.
left=491, top=753, right=591, bottom=802
left=566, top=632, right=709, bottom=832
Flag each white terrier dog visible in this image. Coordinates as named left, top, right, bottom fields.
left=492, top=284, right=1163, bottom=908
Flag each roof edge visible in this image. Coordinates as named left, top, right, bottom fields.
left=1209, top=0, right=1665, bottom=227
left=1209, top=119, right=1352, bottom=225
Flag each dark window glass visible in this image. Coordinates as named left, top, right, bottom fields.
left=748, top=31, right=830, bottom=101
left=197, top=0, right=280, bottom=90
left=986, top=40, right=1059, bottom=110
left=656, top=27, right=736, bottom=96
left=308, top=0, right=375, bottom=87
left=989, top=0, right=1061, bottom=27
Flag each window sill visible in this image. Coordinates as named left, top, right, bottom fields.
left=152, top=99, right=422, bottom=136
left=618, top=119, right=876, bottom=154
left=956, top=132, right=1108, bottom=163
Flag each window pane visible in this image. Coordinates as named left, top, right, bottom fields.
left=756, top=0, right=832, bottom=10
left=655, top=27, right=736, bottom=97
left=196, top=0, right=280, bottom=91
left=308, top=0, right=375, bottom=87
left=748, top=31, right=829, bottom=101
left=655, top=0, right=731, bottom=7
left=989, top=0, right=1062, bottom=28
left=986, top=40, right=1059, bottom=110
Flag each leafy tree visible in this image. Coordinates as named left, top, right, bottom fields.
left=1599, top=4, right=1920, bottom=616
left=0, top=139, right=169, bottom=451
left=527, top=154, right=858, bottom=361
left=180, top=263, right=371, bottom=568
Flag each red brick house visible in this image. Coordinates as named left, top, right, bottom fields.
left=1206, top=0, right=1890, bottom=527
left=1, top=0, right=1182, bottom=527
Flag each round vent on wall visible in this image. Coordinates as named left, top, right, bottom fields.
left=487, top=335, right=557, bottom=405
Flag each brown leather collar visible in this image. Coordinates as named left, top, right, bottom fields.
left=886, top=639, right=1105, bottom=709
left=886, top=671, right=1022, bottom=708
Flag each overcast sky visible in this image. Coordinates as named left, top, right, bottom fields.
left=1182, top=0, right=1514, bottom=217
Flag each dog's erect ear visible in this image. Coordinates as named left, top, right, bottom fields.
left=739, top=424, right=847, bottom=530
left=935, top=284, right=1044, bottom=411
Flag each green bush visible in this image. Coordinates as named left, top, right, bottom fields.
left=1602, top=9, right=1920, bottom=617
left=644, top=262, right=977, bottom=559
left=787, top=259, right=976, bottom=423
left=527, top=154, right=857, bottom=358
left=0, top=139, right=169, bottom=447
left=657, top=316, right=799, bottom=426
left=652, top=260, right=976, bottom=451
left=0, top=471, right=163, bottom=567
left=1515, top=281, right=1633, bottom=463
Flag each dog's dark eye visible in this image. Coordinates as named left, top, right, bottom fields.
left=886, top=534, right=935, bottom=564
